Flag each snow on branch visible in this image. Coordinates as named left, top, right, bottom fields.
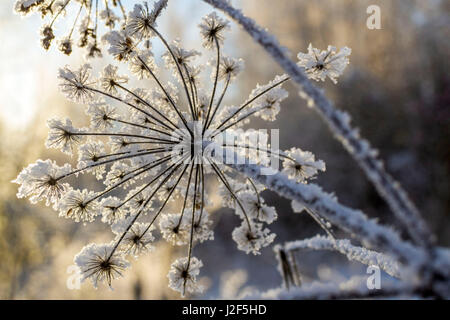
left=212, top=144, right=425, bottom=269
left=282, top=235, right=401, bottom=278
left=202, top=0, right=433, bottom=250
left=258, top=276, right=414, bottom=300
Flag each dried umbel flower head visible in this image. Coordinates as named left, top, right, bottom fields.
left=12, top=159, right=71, bottom=208
left=218, top=56, right=244, bottom=81
left=297, top=43, right=351, bottom=83
left=198, top=11, right=230, bottom=49
left=46, top=118, right=85, bottom=155
left=168, top=256, right=203, bottom=297
left=14, top=5, right=333, bottom=294
left=58, top=188, right=99, bottom=223
left=232, top=221, right=276, bottom=255
left=74, top=243, right=130, bottom=288
left=112, top=218, right=156, bottom=257
left=58, top=64, right=95, bottom=103
left=14, top=0, right=129, bottom=57
left=125, top=0, right=167, bottom=39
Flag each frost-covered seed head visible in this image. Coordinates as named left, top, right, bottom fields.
left=232, top=221, right=276, bottom=255
left=112, top=218, right=155, bottom=257
left=297, top=43, right=351, bottom=84
left=75, top=243, right=130, bottom=288
left=100, top=64, right=129, bottom=94
left=40, top=25, right=54, bottom=50
left=46, top=118, right=84, bottom=155
left=58, top=189, right=98, bottom=223
left=126, top=0, right=168, bottom=39
left=198, top=11, right=230, bottom=49
left=218, top=56, right=244, bottom=81
left=13, top=159, right=71, bottom=207
left=58, top=64, right=94, bottom=103
left=168, top=257, right=203, bottom=297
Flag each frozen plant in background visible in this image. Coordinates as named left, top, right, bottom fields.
left=278, top=235, right=401, bottom=280
left=14, top=1, right=333, bottom=297
left=14, top=0, right=135, bottom=57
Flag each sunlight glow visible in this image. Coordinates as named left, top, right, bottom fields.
left=0, top=69, right=38, bottom=128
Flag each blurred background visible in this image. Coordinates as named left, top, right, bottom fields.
left=0, top=0, right=448, bottom=299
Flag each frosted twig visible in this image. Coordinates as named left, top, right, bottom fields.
left=283, top=235, right=401, bottom=278
left=274, top=246, right=302, bottom=290
left=258, top=277, right=415, bottom=300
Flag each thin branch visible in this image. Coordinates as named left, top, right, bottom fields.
left=284, top=235, right=401, bottom=278
left=207, top=74, right=231, bottom=129
left=203, top=37, right=221, bottom=134
left=87, top=86, right=176, bottom=132
left=258, top=280, right=415, bottom=300
left=147, top=27, right=196, bottom=130
left=107, top=155, right=187, bottom=260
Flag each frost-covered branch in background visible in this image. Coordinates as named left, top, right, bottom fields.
left=259, top=276, right=414, bottom=300
left=280, top=235, right=401, bottom=278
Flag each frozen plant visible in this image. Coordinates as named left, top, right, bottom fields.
left=13, top=0, right=450, bottom=299
left=14, top=2, right=333, bottom=297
